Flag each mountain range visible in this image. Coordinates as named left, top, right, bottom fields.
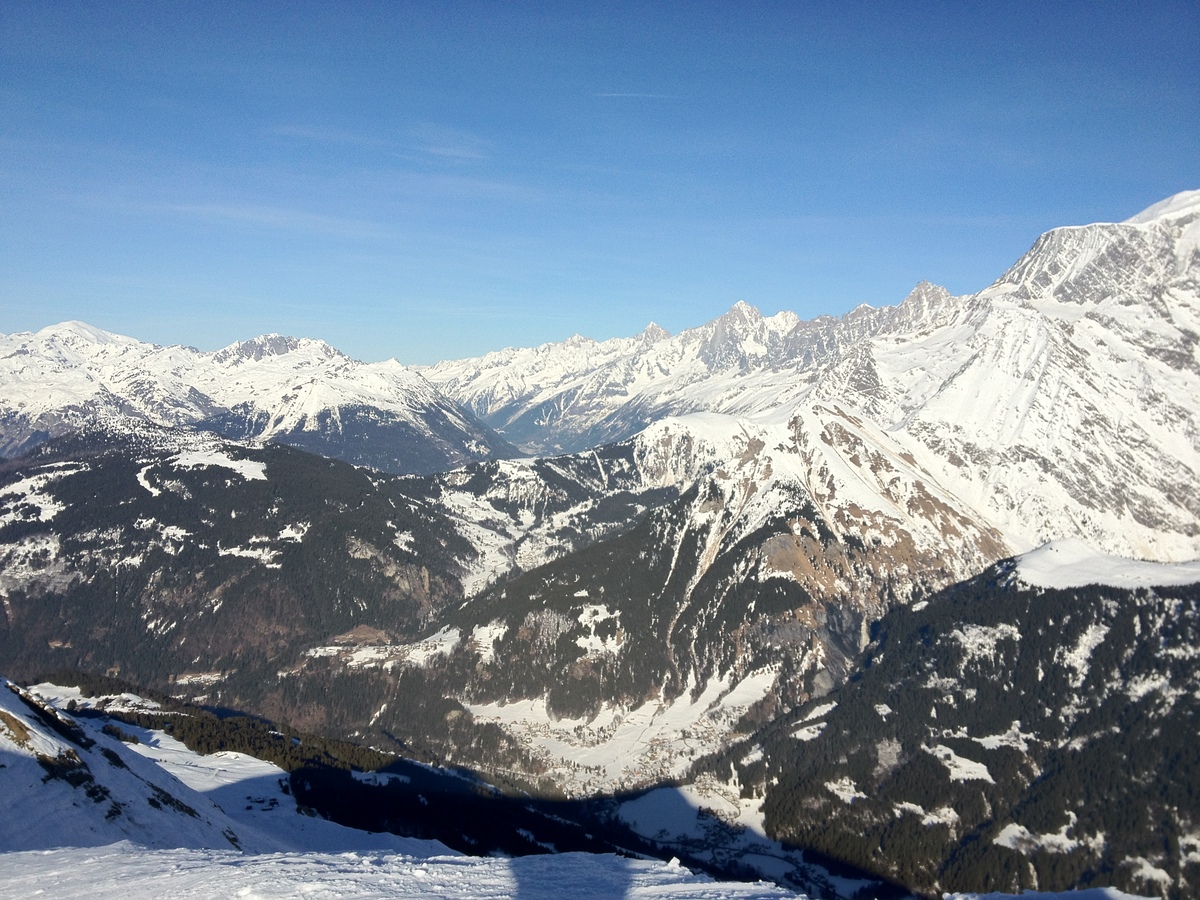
left=0, top=324, right=514, bottom=474
left=2, top=189, right=1199, bottom=898
left=426, top=190, right=1200, bottom=562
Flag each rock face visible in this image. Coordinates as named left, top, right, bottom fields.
left=0, top=326, right=515, bottom=475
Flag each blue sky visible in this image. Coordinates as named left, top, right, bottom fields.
left=2, top=1, right=1197, bottom=364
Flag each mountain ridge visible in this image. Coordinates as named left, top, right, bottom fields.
left=0, top=323, right=516, bottom=474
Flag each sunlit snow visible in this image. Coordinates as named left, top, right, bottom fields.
left=172, top=448, right=267, bottom=481
left=1016, top=538, right=1200, bottom=589
left=467, top=668, right=778, bottom=795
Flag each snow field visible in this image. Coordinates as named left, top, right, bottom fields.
left=1017, top=538, right=1200, bottom=590
left=0, top=841, right=803, bottom=899
left=172, top=448, right=268, bottom=482
left=924, top=745, right=994, bottom=784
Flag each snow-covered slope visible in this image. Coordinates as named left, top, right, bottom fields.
left=861, top=191, right=1200, bottom=561
left=1016, top=537, right=1200, bottom=590
left=0, top=843, right=802, bottom=899
left=0, top=677, right=803, bottom=898
left=0, top=678, right=249, bottom=852
left=429, top=191, right=1200, bottom=562
left=0, top=325, right=514, bottom=474
left=0, top=676, right=433, bottom=855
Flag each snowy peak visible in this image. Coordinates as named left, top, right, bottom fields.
left=211, top=333, right=343, bottom=366
left=699, top=301, right=768, bottom=370
left=36, top=320, right=140, bottom=347
left=10, top=321, right=150, bottom=368
left=896, top=280, right=953, bottom=319
left=0, top=325, right=514, bottom=474
left=987, top=189, right=1200, bottom=306
left=1123, top=188, right=1200, bottom=224
left=695, top=301, right=802, bottom=370
left=718, top=299, right=763, bottom=327
left=428, top=190, right=1200, bottom=562
left=641, top=322, right=671, bottom=344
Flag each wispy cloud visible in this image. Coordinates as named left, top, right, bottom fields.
left=269, top=125, right=385, bottom=148
left=149, top=202, right=396, bottom=239
left=270, top=122, right=492, bottom=163
left=594, top=92, right=681, bottom=100
left=410, top=124, right=492, bottom=161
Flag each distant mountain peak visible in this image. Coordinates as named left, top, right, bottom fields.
left=721, top=299, right=763, bottom=323
left=901, top=281, right=951, bottom=305
left=34, top=321, right=142, bottom=348
left=211, top=334, right=342, bottom=365
left=0, top=324, right=515, bottom=473
left=641, top=322, right=670, bottom=343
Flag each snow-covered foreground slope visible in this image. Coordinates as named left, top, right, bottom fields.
left=0, top=325, right=512, bottom=474
left=4, top=676, right=1144, bottom=899
left=0, top=843, right=800, bottom=899
left=0, top=678, right=430, bottom=854
left=0, top=679, right=802, bottom=898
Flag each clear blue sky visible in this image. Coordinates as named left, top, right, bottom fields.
left=2, top=1, right=1197, bottom=364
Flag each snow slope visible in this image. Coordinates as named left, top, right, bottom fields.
left=0, top=679, right=803, bottom=898
left=1016, top=538, right=1200, bottom=589
left=0, top=843, right=801, bottom=899
left=0, top=678, right=426, bottom=855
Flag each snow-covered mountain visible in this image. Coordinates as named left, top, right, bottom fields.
left=425, top=303, right=805, bottom=454
left=0, top=324, right=515, bottom=474
left=0, top=413, right=1004, bottom=805
left=429, top=190, right=1200, bottom=562
left=2, top=194, right=1196, bottom=804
